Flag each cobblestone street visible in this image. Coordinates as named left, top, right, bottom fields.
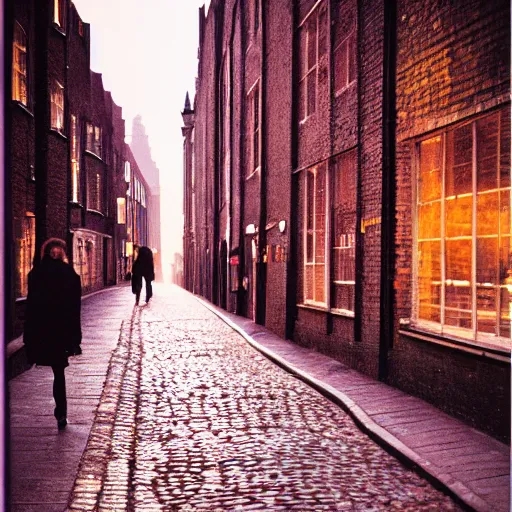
left=67, top=286, right=459, bottom=511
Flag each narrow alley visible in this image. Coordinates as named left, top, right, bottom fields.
left=10, top=285, right=508, bottom=511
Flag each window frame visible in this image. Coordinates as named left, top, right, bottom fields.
left=412, top=108, right=511, bottom=349
left=50, top=80, right=65, bottom=133
left=247, top=79, right=261, bottom=177
left=333, top=30, right=356, bottom=95
left=332, top=150, right=357, bottom=314
left=53, top=0, right=67, bottom=32
left=12, top=21, right=28, bottom=106
left=298, top=0, right=327, bottom=123
left=70, top=114, right=81, bottom=203
left=86, top=122, right=102, bottom=159
left=303, top=162, right=329, bottom=307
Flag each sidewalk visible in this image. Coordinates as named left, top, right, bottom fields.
left=8, top=286, right=134, bottom=511
left=196, top=297, right=511, bottom=512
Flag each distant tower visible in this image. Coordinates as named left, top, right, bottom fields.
left=130, top=116, right=162, bottom=281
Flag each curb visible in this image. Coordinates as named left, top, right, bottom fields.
left=195, top=296, right=488, bottom=512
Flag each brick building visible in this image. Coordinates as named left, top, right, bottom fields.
left=130, top=116, right=162, bottom=281
left=183, top=0, right=510, bottom=440
left=6, top=0, right=151, bottom=338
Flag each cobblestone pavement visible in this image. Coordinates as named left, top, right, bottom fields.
left=69, top=287, right=461, bottom=511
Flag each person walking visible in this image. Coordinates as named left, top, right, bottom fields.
left=131, top=245, right=155, bottom=305
left=23, top=238, right=82, bottom=430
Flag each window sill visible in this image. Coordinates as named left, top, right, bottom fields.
left=69, top=201, right=83, bottom=208
left=52, top=23, right=66, bottom=36
left=330, top=308, right=355, bottom=319
left=15, top=297, right=27, bottom=304
left=399, top=325, right=511, bottom=363
left=86, top=209, right=105, bottom=217
left=298, top=303, right=328, bottom=313
left=12, top=101, right=34, bottom=117
left=84, top=150, right=103, bottom=162
left=245, top=168, right=260, bottom=181
left=334, top=80, right=356, bottom=98
left=49, top=128, right=67, bottom=140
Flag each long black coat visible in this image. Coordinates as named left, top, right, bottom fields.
left=131, top=246, right=155, bottom=294
left=23, top=256, right=82, bottom=367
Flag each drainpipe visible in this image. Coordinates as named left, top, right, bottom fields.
left=34, top=0, right=50, bottom=262
left=354, top=0, right=363, bottom=342
left=256, top=0, right=267, bottom=326
left=379, top=0, right=397, bottom=382
left=286, top=0, right=300, bottom=340
left=237, top=0, right=247, bottom=317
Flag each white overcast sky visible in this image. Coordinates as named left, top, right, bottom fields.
left=72, top=0, right=211, bottom=279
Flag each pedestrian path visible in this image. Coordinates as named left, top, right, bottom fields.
left=8, top=286, right=134, bottom=512
left=196, top=298, right=511, bottom=512
left=7, top=284, right=509, bottom=511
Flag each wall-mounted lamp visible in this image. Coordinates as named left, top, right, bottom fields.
left=245, top=223, right=256, bottom=235
left=278, top=220, right=286, bottom=233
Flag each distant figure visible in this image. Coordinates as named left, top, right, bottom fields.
left=23, top=238, right=82, bottom=430
left=131, top=245, right=155, bottom=305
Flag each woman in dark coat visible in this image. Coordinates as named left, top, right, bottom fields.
left=23, top=238, right=82, bottom=429
left=131, top=245, right=155, bottom=305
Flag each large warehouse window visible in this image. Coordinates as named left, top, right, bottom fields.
left=415, top=108, right=511, bottom=347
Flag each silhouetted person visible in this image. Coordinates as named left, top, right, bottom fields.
left=131, top=245, right=155, bottom=305
left=23, top=238, right=82, bottom=430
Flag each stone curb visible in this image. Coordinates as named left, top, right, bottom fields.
left=195, top=296, right=489, bottom=512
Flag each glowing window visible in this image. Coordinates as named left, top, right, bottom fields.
left=50, top=81, right=64, bottom=132
left=12, top=22, right=28, bottom=105
left=415, top=108, right=511, bottom=348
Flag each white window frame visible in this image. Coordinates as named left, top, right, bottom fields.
left=332, top=150, right=357, bottom=315
left=247, top=79, right=261, bottom=177
left=334, top=30, right=356, bottom=95
left=70, top=114, right=80, bottom=203
left=412, top=109, right=511, bottom=349
left=303, top=162, right=329, bottom=307
left=50, top=80, right=65, bottom=133
left=53, top=0, right=66, bottom=30
left=12, top=22, right=28, bottom=106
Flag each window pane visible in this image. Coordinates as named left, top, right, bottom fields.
left=299, top=26, right=307, bottom=77
left=419, top=137, right=442, bottom=202
left=315, top=165, right=326, bottom=264
left=334, top=42, right=347, bottom=92
left=314, top=263, right=325, bottom=303
left=500, top=109, right=510, bottom=188
left=477, top=113, right=499, bottom=192
left=299, top=80, right=306, bottom=121
left=307, top=71, right=316, bottom=116
left=334, top=283, right=354, bottom=312
left=501, top=190, right=510, bottom=236
left=477, top=191, right=499, bottom=236
left=477, top=237, right=498, bottom=285
left=305, top=265, right=314, bottom=301
left=499, top=285, right=511, bottom=338
left=477, top=286, right=497, bottom=334
left=418, top=201, right=441, bottom=240
left=417, top=240, right=441, bottom=322
left=307, top=17, right=317, bottom=71
left=318, top=6, right=327, bottom=57
left=445, top=195, right=472, bottom=237
left=446, top=124, right=473, bottom=196
left=445, top=239, right=472, bottom=327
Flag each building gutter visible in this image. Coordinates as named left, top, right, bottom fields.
left=379, top=0, right=397, bottom=382
left=286, top=0, right=300, bottom=339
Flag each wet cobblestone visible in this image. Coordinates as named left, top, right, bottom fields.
left=69, top=288, right=461, bottom=511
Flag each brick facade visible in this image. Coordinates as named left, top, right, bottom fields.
left=183, top=0, right=510, bottom=440
left=7, top=0, right=152, bottom=338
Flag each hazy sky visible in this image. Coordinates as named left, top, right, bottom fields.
left=72, top=0, right=211, bottom=279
